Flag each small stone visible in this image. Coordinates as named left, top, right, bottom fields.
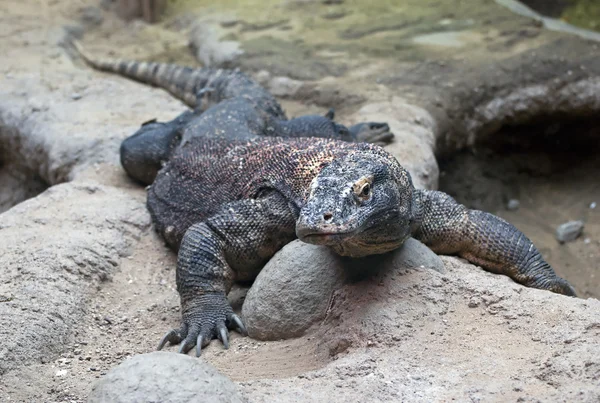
left=254, top=70, right=271, bottom=85
left=590, top=202, right=597, bottom=209
left=506, top=199, right=520, bottom=211
left=468, top=297, right=480, bottom=308
left=584, top=238, right=591, bottom=244
left=556, top=221, right=584, bottom=243
left=268, top=76, right=303, bottom=97
left=55, top=369, right=68, bottom=377
left=71, top=93, right=82, bottom=100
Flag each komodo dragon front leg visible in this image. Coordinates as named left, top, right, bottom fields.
left=157, top=191, right=298, bottom=356
left=413, top=190, right=576, bottom=296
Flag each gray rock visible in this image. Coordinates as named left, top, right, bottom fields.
left=242, top=238, right=443, bottom=341
left=268, top=76, right=304, bottom=97
left=506, top=199, right=520, bottom=211
left=242, top=241, right=346, bottom=341
left=556, top=220, right=584, bottom=243
left=189, top=23, right=244, bottom=68
left=392, top=237, right=445, bottom=273
left=88, top=352, right=246, bottom=403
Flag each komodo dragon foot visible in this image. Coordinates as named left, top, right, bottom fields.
left=157, top=293, right=247, bottom=356
left=349, top=122, right=394, bottom=145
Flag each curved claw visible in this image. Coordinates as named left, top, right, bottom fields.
left=157, top=329, right=181, bottom=351
left=229, top=313, right=248, bottom=336
left=348, top=122, right=394, bottom=145
left=217, top=322, right=230, bottom=349
left=178, top=337, right=195, bottom=354
left=196, top=334, right=204, bottom=357
left=369, top=132, right=395, bottom=144
left=178, top=324, right=200, bottom=354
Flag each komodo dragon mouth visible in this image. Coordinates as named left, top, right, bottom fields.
left=297, top=230, right=356, bottom=245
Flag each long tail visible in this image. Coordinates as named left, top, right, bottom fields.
left=72, top=40, right=200, bottom=107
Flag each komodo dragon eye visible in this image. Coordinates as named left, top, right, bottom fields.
left=353, top=177, right=372, bottom=201
left=361, top=183, right=371, bottom=196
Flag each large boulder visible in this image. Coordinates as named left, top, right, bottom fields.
left=242, top=238, right=444, bottom=340
left=88, top=352, right=246, bottom=403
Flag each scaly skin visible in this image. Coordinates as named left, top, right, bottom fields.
left=74, top=44, right=576, bottom=356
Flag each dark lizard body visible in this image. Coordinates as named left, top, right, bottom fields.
left=74, top=44, right=576, bottom=356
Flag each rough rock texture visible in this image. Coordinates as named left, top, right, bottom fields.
left=1, top=0, right=600, bottom=402
left=242, top=238, right=444, bottom=340
left=242, top=242, right=346, bottom=341
left=88, top=352, right=246, bottom=403
left=0, top=182, right=150, bottom=375
left=556, top=220, right=585, bottom=243
left=239, top=257, right=600, bottom=402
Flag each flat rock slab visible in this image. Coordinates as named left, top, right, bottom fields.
left=88, top=352, right=246, bottom=403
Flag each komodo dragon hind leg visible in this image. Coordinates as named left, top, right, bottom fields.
left=120, top=109, right=197, bottom=185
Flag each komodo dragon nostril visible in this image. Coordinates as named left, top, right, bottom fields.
left=323, top=212, right=333, bottom=221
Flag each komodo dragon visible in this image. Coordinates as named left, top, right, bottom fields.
left=74, top=45, right=576, bottom=357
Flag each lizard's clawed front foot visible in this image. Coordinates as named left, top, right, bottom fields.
left=157, top=293, right=247, bottom=357
left=349, top=122, right=394, bottom=146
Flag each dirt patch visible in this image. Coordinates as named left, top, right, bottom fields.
left=439, top=117, right=600, bottom=298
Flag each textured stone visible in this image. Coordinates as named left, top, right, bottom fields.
left=88, top=352, right=246, bottom=403
left=506, top=199, right=520, bottom=211
left=242, top=238, right=443, bottom=340
left=556, top=220, right=584, bottom=243
left=242, top=241, right=346, bottom=341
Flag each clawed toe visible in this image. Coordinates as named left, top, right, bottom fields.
left=229, top=313, right=248, bottom=336
left=217, top=322, right=230, bottom=349
left=157, top=329, right=183, bottom=351
left=349, top=122, right=394, bottom=144
left=158, top=294, right=249, bottom=357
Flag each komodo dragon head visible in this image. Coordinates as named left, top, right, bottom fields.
left=296, top=150, right=419, bottom=257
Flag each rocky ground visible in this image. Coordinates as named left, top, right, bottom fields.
left=0, top=0, right=599, bottom=402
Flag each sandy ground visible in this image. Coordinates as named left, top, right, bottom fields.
left=440, top=149, right=600, bottom=299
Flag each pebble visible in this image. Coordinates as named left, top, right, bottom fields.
left=556, top=220, right=584, bottom=243
left=590, top=202, right=597, bottom=209
left=506, top=199, right=520, bottom=211
left=71, top=93, right=82, bottom=100
left=468, top=297, right=480, bottom=308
